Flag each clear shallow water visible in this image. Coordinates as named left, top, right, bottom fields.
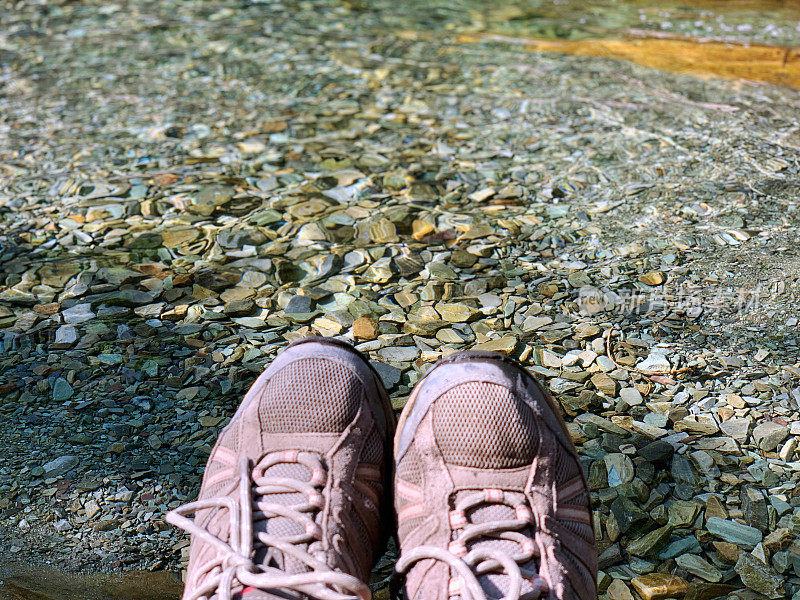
left=368, top=0, right=800, bottom=47
left=476, top=0, right=800, bottom=46
left=1, top=0, right=799, bottom=598
left=366, top=0, right=800, bottom=88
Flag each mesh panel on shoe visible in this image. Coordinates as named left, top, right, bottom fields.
left=550, top=441, right=595, bottom=597
left=226, top=421, right=240, bottom=454
left=433, top=382, right=537, bottom=469
left=200, top=426, right=240, bottom=504
left=560, top=546, right=595, bottom=599
left=259, top=358, right=360, bottom=433
left=560, top=519, right=594, bottom=544
left=564, top=490, right=590, bottom=507
left=360, top=427, right=383, bottom=464
left=554, top=441, right=594, bottom=544
left=397, top=441, right=423, bottom=487
left=554, top=443, right=582, bottom=483
left=396, top=442, right=425, bottom=534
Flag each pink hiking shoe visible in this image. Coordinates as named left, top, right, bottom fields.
left=167, top=338, right=394, bottom=600
left=393, top=351, right=597, bottom=600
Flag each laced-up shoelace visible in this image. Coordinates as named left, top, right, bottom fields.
left=395, top=489, right=549, bottom=600
left=166, top=452, right=371, bottom=600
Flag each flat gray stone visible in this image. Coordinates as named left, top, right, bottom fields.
left=675, top=553, right=722, bottom=582
left=604, top=453, right=634, bottom=486
left=478, top=293, right=502, bottom=308
left=61, top=303, right=95, bottom=325
left=285, top=295, right=314, bottom=314
left=626, top=525, right=672, bottom=557
left=42, top=455, right=79, bottom=477
left=217, top=227, right=267, bottom=249
left=639, top=440, right=674, bottom=462
left=752, top=421, right=789, bottom=451
left=52, top=377, right=74, bottom=401
left=224, top=299, right=256, bottom=317
left=720, top=417, right=751, bottom=443
left=657, top=536, right=702, bottom=560
left=103, top=289, right=155, bottom=306
left=735, top=553, right=785, bottom=598
left=596, top=355, right=616, bottom=372
left=371, top=361, right=402, bottom=389
left=637, top=352, right=671, bottom=374
left=97, top=353, right=123, bottom=365
left=377, top=346, right=420, bottom=363
left=52, top=325, right=78, bottom=349
left=741, top=486, right=769, bottom=532
left=619, top=387, right=643, bottom=406
left=671, top=454, right=701, bottom=487
left=706, top=517, right=763, bottom=549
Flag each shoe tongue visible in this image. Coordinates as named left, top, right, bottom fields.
left=453, top=491, right=540, bottom=600
left=253, top=462, right=314, bottom=575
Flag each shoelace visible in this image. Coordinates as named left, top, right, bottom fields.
left=394, top=489, right=548, bottom=600
left=166, top=452, right=371, bottom=600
